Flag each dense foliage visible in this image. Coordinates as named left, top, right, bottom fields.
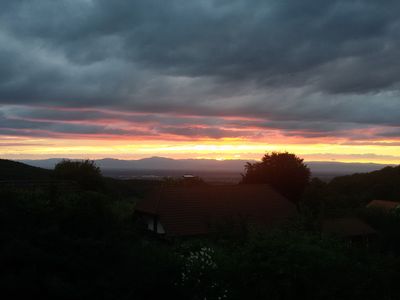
left=328, top=165, right=400, bottom=209
left=54, top=159, right=104, bottom=191
left=1, top=185, right=400, bottom=300
left=0, top=188, right=180, bottom=299
left=241, top=152, right=311, bottom=207
left=2, top=159, right=400, bottom=299
left=301, top=165, right=400, bottom=217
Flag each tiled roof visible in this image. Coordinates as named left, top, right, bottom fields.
left=367, top=200, right=400, bottom=211
left=322, top=217, right=377, bottom=238
left=135, top=184, right=297, bottom=236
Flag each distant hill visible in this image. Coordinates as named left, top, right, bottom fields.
left=19, top=157, right=395, bottom=176
left=327, top=165, right=400, bottom=207
left=0, top=159, right=52, bottom=180
left=307, top=161, right=396, bottom=176
left=18, top=158, right=63, bottom=170
left=20, top=157, right=254, bottom=172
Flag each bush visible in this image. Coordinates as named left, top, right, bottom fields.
left=54, top=159, right=104, bottom=191
left=0, top=188, right=180, bottom=299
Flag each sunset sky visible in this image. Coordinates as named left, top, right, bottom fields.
left=1, top=1, right=400, bottom=163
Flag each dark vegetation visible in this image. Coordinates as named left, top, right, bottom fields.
left=241, top=152, right=310, bottom=208
left=0, top=188, right=178, bottom=299
left=1, top=156, right=400, bottom=299
left=301, top=165, right=400, bottom=218
left=54, top=159, right=104, bottom=191
left=328, top=166, right=400, bottom=209
left=0, top=159, right=51, bottom=180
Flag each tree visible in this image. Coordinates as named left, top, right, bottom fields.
left=241, top=152, right=311, bottom=208
left=54, top=159, right=104, bottom=191
left=301, top=178, right=327, bottom=229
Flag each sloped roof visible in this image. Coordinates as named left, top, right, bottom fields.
left=135, top=184, right=297, bottom=236
left=367, top=200, right=400, bottom=211
left=322, top=217, right=377, bottom=238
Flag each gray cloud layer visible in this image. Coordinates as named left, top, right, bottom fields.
left=1, top=0, right=400, bottom=139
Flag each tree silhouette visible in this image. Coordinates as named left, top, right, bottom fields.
left=241, top=152, right=311, bottom=208
left=54, top=159, right=104, bottom=191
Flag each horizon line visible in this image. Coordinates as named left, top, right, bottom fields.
left=4, top=156, right=397, bottom=166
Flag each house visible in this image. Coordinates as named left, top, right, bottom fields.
left=182, top=174, right=196, bottom=179
left=135, top=184, right=297, bottom=237
left=367, top=200, right=400, bottom=212
left=321, top=217, right=377, bottom=243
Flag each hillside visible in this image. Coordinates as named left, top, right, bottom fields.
left=318, top=165, right=400, bottom=214
left=0, top=159, right=52, bottom=180
left=330, top=165, right=400, bottom=201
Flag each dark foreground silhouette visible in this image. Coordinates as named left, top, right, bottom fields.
left=1, top=157, right=400, bottom=299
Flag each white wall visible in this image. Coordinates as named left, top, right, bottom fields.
left=144, top=216, right=165, bottom=234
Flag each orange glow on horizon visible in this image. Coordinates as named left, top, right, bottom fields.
left=1, top=134, right=400, bottom=164
left=2, top=105, right=400, bottom=165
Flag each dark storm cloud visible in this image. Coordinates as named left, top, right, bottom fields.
left=1, top=0, right=400, bottom=139
left=0, top=110, right=152, bottom=137
left=2, top=105, right=387, bottom=141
